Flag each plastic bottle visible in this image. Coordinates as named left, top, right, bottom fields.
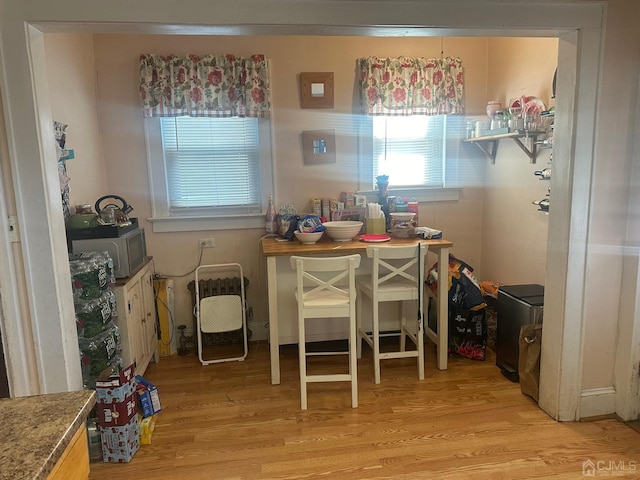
left=265, top=195, right=277, bottom=234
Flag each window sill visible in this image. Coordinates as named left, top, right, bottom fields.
left=148, top=214, right=264, bottom=232
left=356, top=186, right=462, bottom=203
left=148, top=188, right=462, bottom=232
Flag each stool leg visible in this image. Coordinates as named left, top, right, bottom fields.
left=356, top=288, right=363, bottom=359
left=373, top=294, right=381, bottom=385
left=349, top=304, right=358, bottom=408
left=299, top=313, right=308, bottom=410
left=418, top=311, right=425, bottom=381
left=400, top=301, right=407, bottom=352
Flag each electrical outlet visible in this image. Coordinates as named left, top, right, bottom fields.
left=199, top=238, right=216, bottom=248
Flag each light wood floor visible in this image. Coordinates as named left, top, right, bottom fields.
left=89, top=341, right=640, bottom=479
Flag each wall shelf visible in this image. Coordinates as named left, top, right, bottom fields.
left=463, top=130, right=546, bottom=164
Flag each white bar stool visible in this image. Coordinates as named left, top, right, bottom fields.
left=290, top=254, right=361, bottom=410
left=356, top=243, right=428, bottom=384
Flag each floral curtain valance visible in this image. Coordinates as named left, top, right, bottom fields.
left=139, top=53, right=271, bottom=118
left=357, top=56, right=464, bottom=116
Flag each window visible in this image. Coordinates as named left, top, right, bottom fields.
left=373, top=115, right=447, bottom=188
left=359, top=114, right=464, bottom=201
left=161, top=117, right=260, bottom=211
left=146, top=117, right=273, bottom=232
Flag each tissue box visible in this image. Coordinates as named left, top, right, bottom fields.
left=135, top=375, right=162, bottom=418
left=365, top=217, right=386, bottom=234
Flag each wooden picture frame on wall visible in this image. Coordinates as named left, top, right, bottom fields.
left=302, top=130, right=336, bottom=165
left=300, top=72, right=334, bottom=109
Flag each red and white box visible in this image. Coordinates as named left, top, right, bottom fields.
left=100, top=415, right=140, bottom=463
left=96, top=393, right=137, bottom=427
left=95, top=363, right=136, bottom=404
left=96, top=363, right=138, bottom=436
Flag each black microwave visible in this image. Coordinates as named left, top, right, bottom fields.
left=71, top=228, right=147, bottom=278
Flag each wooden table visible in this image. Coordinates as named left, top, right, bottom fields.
left=260, top=235, right=453, bottom=385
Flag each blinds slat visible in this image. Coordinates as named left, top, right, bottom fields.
left=372, top=115, right=446, bottom=187
left=161, top=117, right=260, bottom=209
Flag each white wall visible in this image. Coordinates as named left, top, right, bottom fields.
left=584, top=0, right=640, bottom=418
left=43, top=33, right=109, bottom=209
left=480, top=37, right=558, bottom=285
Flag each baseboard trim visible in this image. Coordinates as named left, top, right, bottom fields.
left=580, top=387, right=617, bottom=418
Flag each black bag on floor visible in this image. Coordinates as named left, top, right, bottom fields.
left=448, top=305, right=487, bottom=360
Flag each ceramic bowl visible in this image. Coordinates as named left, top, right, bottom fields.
left=322, top=221, right=364, bottom=242
left=294, top=230, right=324, bottom=244
left=390, top=212, right=415, bottom=222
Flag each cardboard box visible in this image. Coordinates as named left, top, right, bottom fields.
left=330, top=198, right=339, bottom=217
left=311, top=198, right=321, bottom=217
left=340, top=191, right=355, bottom=207
left=138, top=413, right=157, bottom=445
left=331, top=208, right=365, bottom=222
left=321, top=198, right=331, bottom=219
left=95, top=363, right=135, bottom=388
left=135, top=375, right=162, bottom=418
left=96, top=393, right=137, bottom=427
left=95, top=364, right=136, bottom=404
left=100, top=416, right=140, bottom=463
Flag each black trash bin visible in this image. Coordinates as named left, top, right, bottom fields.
left=496, top=284, right=544, bottom=382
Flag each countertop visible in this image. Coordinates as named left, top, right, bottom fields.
left=0, top=390, right=96, bottom=480
left=260, top=235, right=453, bottom=257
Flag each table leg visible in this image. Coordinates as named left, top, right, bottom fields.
left=436, top=247, right=449, bottom=370
left=266, top=256, right=280, bottom=384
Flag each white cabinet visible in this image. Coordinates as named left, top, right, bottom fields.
left=114, top=259, right=158, bottom=376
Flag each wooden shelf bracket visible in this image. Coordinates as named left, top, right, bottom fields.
left=511, top=135, right=539, bottom=163
left=463, top=131, right=545, bottom=164
left=473, top=138, right=499, bottom=163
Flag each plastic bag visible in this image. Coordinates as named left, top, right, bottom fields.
left=69, top=251, right=115, bottom=300
left=448, top=306, right=487, bottom=360
left=79, top=324, right=121, bottom=381
left=297, top=215, right=325, bottom=233
left=426, top=255, right=486, bottom=310
left=75, top=289, right=118, bottom=338
left=278, top=214, right=299, bottom=240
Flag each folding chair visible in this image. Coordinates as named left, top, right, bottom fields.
left=356, top=243, right=428, bottom=384
left=194, top=263, right=248, bottom=365
left=290, top=254, right=361, bottom=410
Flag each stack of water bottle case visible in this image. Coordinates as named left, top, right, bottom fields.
left=69, top=251, right=161, bottom=463
left=69, top=251, right=122, bottom=389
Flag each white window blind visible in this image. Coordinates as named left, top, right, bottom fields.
left=373, top=115, right=447, bottom=187
left=160, top=116, right=261, bottom=214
